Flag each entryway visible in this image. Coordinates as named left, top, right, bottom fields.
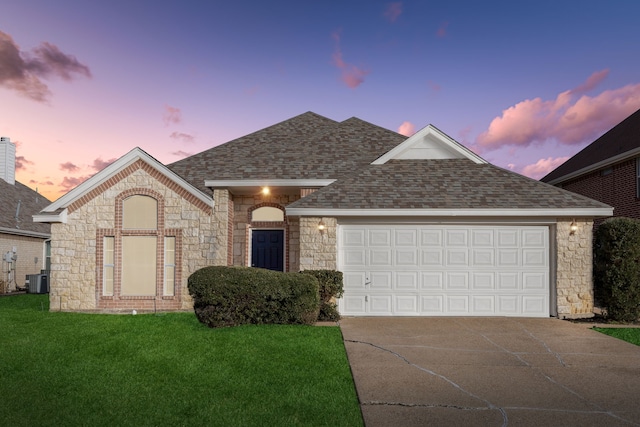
left=251, top=229, right=284, bottom=271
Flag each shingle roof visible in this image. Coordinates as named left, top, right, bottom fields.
left=167, top=111, right=407, bottom=192
left=0, top=179, right=51, bottom=236
left=287, top=159, right=610, bottom=210
left=541, top=108, right=640, bottom=183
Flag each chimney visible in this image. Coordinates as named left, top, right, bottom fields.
left=0, top=137, right=16, bottom=185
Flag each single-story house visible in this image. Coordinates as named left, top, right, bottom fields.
left=1, top=137, right=52, bottom=293
left=35, top=112, right=612, bottom=318
left=541, top=108, right=640, bottom=222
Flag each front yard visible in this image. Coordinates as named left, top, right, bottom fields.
left=0, top=295, right=362, bottom=426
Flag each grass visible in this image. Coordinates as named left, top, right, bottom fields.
left=595, top=327, right=640, bottom=346
left=0, top=294, right=363, bottom=427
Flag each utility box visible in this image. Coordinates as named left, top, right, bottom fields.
left=26, top=274, right=48, bottom=294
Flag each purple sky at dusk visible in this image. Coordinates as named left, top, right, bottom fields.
left=2, top=1, right=640, bottom=201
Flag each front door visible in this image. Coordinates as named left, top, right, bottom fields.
left=251, top=230, right=284, bottom=271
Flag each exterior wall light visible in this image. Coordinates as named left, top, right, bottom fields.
left=261, top=187, right=270, bottom=196
left=318, top=220, right=326, bottom=233
left=570, top=220, right=578, bottom=235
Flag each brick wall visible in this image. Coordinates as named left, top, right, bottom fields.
left=0, top=233, right=47, bottom=292
left=49, top=163, right=221, bottom=312
left=562, top=158, right=639, bottom=220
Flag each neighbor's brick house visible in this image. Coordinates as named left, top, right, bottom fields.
left=35, top=112, right=612, bottom=318
left=541, top=108, right=640, bottom=222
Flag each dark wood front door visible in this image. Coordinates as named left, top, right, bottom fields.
left=251, top=230, right=284, bottom=271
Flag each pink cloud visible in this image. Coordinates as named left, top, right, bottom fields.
left=163, top=105, right=182, bottom=126
left=428, top=80, right=441, bottom=93
left=0, top=30, right=90, bottom=102
left=171, top=150, right=193, bottom=158
left=397, top=121, right=415, bottom=136
left=383, top=2, right=403, bottom=23
left=331, top=30, right=370, bottom=89
left=60, top=175, right=90, bottom=191
left=91, top=157, right=116, bottom=172
left=15, top=155, right=33, bottom=171
left=520, top=156, right=570, bottom=180
left=60, top=162, right=79, bottom=172
left=436, top=21, right=449, bottom=38
left=477, top=70, right=640, bottom=148
left=169, top=132, right=195, bottom=144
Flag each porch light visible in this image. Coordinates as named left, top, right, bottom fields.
left=261, top=187, right=270, bottom=196
left=318, top=220, right=326, bottom=233
left=570, top=220, right=578, bottom=235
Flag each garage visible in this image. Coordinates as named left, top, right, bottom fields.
left=338, top=224, right=550, bottom=317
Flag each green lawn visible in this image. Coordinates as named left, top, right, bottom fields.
left=0, top=294, right=362, bottom=427
left=595, top=327, right=640, bottom=346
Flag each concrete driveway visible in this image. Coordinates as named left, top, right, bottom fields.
left=340, top=317, right=640, bottom=427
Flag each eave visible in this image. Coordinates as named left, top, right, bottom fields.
left=285, top=207, right=614, bottom=218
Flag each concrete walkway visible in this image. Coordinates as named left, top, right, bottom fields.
left=340, top=317, right=640, bottom=426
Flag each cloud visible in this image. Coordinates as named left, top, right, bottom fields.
left=428, top=80, right=441, bottom=93
left=0, top=30, right=91, bottom=102
left=91, top=157, right=116, bottom=172
left=60, top=175, right=90, bottom=191
left=163, top=104, right=182, bottom=126
left=436, top=21, right=449, bottom=38
left=477, top=70, right=640, bottom=148
left=171, top=150, right=193, bottom=158
left=397, top=121, right=415, bottom=136
left=331, top=30, right=370, bottom=89
left=383, top=2, right=403, bottom=23
left=169, top=131, right=195, bottom=143
left=520, top=156, right=569, bottom=180
left=15, top=155, right=33, bottom=171
left=60, top=162, right=79, bottom=172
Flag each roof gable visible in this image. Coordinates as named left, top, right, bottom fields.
left=0, top=179, right=51, bottom=237
left=541, top=108, right=640, bottom=184
left=373, top=125, right=486, bottom=165
left=36, top=147, right=211, bottom=223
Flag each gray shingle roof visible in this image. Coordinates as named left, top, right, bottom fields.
left=541, top=108, right=640, bottom=183
left=167, top=111, right=407, bottom=192
left=0, top=179, right=51, bottom=236
left=287, top=159, right=611, bottom=210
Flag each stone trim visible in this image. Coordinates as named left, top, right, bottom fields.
left=67, top=159, right=211, bottom=215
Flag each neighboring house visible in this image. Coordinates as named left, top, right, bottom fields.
left=0, top=137, right=51, bottom=293
left=541, top=108, right=640, bottom=221
left=35, top=112, right=612, bottom=318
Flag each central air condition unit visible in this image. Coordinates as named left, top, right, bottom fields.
left=27, top=274, right=48, bottom=294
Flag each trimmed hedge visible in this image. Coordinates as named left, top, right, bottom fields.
left=300, top=270, right=344, bottom=321
left=594, top=217, right=640, bottom=322
left=188, top=266, right=320, bottom=328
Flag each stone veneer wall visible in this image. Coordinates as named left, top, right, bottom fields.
left=555, top=218, right=594, bottom=318
left=299, top=217, right=337, bottom=270
left=49, top=162, right=223, bottom=312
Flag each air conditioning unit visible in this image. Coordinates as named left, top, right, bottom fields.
left=26, top=274, right=48, bottom=294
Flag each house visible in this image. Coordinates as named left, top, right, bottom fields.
left=34, top=112, right=612, bottom=318
left=541, top=108, right=640, bottom=221
left=1, top=137, right=51, bottom=293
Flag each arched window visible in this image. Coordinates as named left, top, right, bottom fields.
left=251, top=206, right=285, bottom=222
left=123, top=195, right=157, bottom=229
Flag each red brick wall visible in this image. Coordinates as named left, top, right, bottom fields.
left=562, top=158, right=640, bottom=220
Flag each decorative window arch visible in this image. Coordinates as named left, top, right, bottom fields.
left=96, top=188, right=182, bottom=309
left=246, top=202, right=288, bottom=272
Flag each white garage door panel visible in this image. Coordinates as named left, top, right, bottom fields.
left=339, top=224, right=550, bottom=317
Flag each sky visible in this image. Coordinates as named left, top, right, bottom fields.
left=2, top=0, right=640, bottom=202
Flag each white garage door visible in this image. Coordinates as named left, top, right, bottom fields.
left=339, top=224, right=550, bottom=317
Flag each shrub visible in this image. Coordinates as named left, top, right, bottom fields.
left=594, top=217, right=640, bottom=322
left=300, top=270, right=344, bottom=321
left=188, top=266, right=319, bottom=328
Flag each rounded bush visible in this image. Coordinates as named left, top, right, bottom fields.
left=188, top=266, right=320, bottom=328
left=594, top=217, right=640, bottom=322
left=300, top=270, right=344, bottom=321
